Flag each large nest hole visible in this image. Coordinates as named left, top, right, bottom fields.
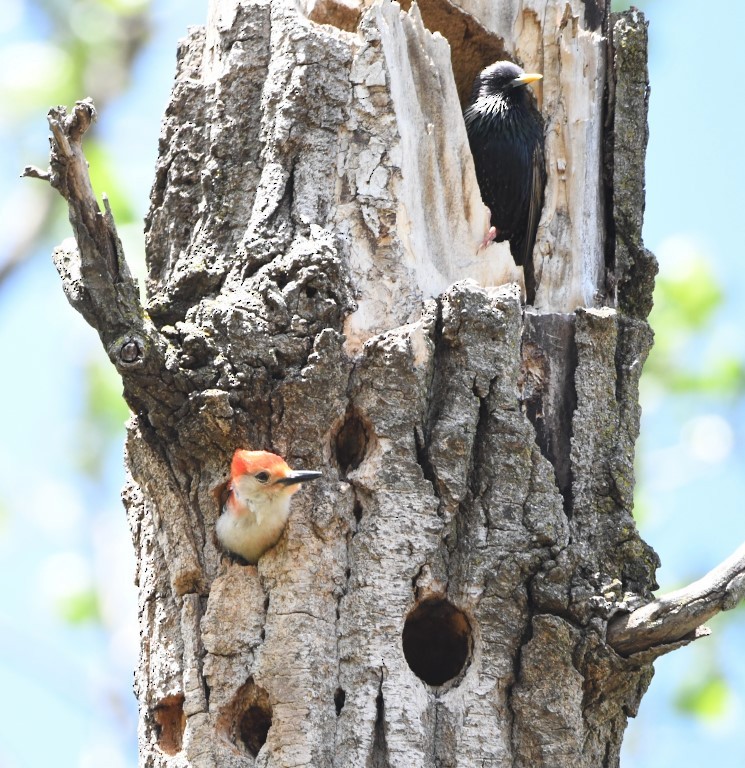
left=305, top=0, right=362, bottom=32
left=397, top=0, right=506, bottom=105
left=153, top=694, right=186, bottom=756
left=402, top=597, right=473, bottom=687
left=218, top=678, right=273, bottom=758
left=306, top=0, right=508, bottom=104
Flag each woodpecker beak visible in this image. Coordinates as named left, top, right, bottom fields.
left=511, top=72, right=543, bottom=87
left=275, top=470, right=323, bottom=487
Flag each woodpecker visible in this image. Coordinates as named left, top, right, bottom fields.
left=463, top=60, right=546, bottom=304
left=216, top=449, right=322, bottom=563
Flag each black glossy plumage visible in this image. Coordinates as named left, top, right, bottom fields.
left=464, top=61, right=546, bottom=304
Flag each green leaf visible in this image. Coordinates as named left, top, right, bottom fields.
left=674, top=674, right=731, bottom=721
left=643, top=247, right=745, bottom=399
left=100, top=0, right=149, bottom=14
left=652, top=261, right=723, bottom=333
left=56, top=588, right=102, bottom=625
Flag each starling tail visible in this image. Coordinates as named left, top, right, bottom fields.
left=464, top=61, right=546, bottom=304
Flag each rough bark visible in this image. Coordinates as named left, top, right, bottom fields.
left=28, top=1, right=744, bottom=767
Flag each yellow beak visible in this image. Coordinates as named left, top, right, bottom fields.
left=513, top=73, right=543, bottom=86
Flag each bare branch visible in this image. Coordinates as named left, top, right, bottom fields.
left=607, top=541, right=745, bottom=656
left=25, top=98, right=185, bottom=415
left=23, top=99, right=138, bottom=330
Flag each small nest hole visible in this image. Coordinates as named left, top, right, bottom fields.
left=218, top=678, right=273, bottom=758
left=334, top=687, right=346, bottom=716
left=154, top=694, right=185, bottom=756
left=334, top=409, right=370, bottom=474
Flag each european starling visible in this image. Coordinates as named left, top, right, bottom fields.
left=464, top=61, right=546, bottom=304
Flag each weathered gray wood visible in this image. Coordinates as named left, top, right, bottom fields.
left=607, top=9, right=658, bottom=318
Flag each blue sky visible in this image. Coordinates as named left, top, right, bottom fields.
left=621, top=1, right=745, bottom=762
left=0, top=1, right=743, bottom=766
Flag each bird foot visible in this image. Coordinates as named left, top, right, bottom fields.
left=479, top=226, right=498, bottom=251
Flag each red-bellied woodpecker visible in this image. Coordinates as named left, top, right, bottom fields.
left=216, top=449, right=322, bottom=563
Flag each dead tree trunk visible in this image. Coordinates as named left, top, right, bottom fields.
left=25, top=0, right=745, bottom=766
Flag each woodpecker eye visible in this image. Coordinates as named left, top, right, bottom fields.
left=254, top=471, right=270, bottom=484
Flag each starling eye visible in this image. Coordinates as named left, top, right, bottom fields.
left=254, top=471, right=270, bottom=484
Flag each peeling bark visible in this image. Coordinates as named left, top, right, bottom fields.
left=30, top=1, right=738, bottom=767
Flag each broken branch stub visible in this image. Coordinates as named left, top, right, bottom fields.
left=608, top=541, right=745, bottom=657
left=23, top=100, right=184, bottom=419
